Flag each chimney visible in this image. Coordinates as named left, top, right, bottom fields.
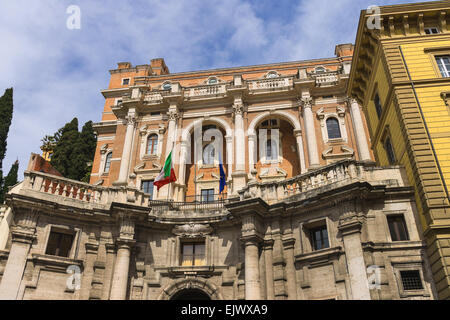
left=335, top=44, right=354, bottom=58
left=150, top=58, right=170, bottom=75
left=117, top=62, right=132, bottom=69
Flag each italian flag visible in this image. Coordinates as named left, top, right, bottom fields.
left=154, top=151, right=177, bottom=190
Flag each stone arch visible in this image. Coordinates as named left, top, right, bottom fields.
left=181, top=117, right=232, bottom=142
left=178, top=117, right=234, bottom=192
left=247, top=110, right=305, bottom=174
left=157, top=278, right=223, bottom=300
left=248, top=110, right=301, bottom=136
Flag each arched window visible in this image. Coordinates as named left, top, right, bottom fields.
left=208, top=77, right=218, bottom=84
left=147, top=134, right=158, bottom=155
left=266, top=139, right=278, bottom=160
left=326, top=118, right=341, bottom=139
left=104, top=152, right=112, bottom=173
left=266, top=71, right=279, bottom=78
left=162, top=82, right=172, bottom=90
left=315, top=66, right=326, bottom=73
left=203, top=144, right=215, bottom=165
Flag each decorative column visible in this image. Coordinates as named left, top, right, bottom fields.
left=301, top=97, right=320, bottom=168
left=348, top=98, right=371, bottom=161
left=79, top=236, right=99, bottom=300
left=115, top=108, right=137, bottom=186
left=232, top=94, right=248, bottom=194
left=338, top=210, right=371, bottom=300
left=242, top=236, right=262, bottom=300
left=248, top=133, right=257, bottom=179
left=177, top=140, right=188, bottom=200
left=282, top=237, right=297, bottom=300
left=240, top=214, right=262, bottom=300
left=263, top=239, right=275, bottom=300
left=293, top=129, right=307, bottom=174
left=0, top=210, right=38, bottom=300
left=109, top=216, right=135, bottom=300
left=225, top=135, right=233, bottom=181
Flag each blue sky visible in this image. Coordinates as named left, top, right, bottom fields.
left=0, top=0, right=427, bottom=178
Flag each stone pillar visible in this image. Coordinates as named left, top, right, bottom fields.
left=243, top=236, right=262, bottom=300
left=115, top=108, right=137, bottom=186
left=109, top=216, right=135, bottom=300
left=294, top=129, right=307, bottom=174
left=177, top=141, right=188, bottom=187
left=348, top=98, right=371, bottom=161
left=248, top=133, right=257, bottom=178
left=282, top=237, right=297, bottom=300
left=339, top=215, right=371, bottom=300
left=225, top=135, right=233, bottom=181
left=165, top=107, right=179, bottom=157
left=263, top=240, right=275, bottom=300
left=0, top=210, right=38, bottom=300
left=301, top=97, right=320, bottom=168
left=79, top=237, right=99, bottom=300
left=232, top=94, right=247, bottom=194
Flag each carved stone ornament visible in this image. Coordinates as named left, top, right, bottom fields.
left=167, top=110, right=180, bottom=121
left=301, top=97, right=313, bottom=109
left=172, top=223, right=213, bottom=238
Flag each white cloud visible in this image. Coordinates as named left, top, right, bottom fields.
left=0, top=0, right=425, bottom=178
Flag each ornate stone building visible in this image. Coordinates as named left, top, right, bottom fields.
left=0, top=42, right=437, bottom=300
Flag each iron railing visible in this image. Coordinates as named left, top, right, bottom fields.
left=148, top=193, right=232, bottom=213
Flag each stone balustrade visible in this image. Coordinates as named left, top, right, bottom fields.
left=185, top=84, right=227, bottom=98
left=19, top=171, right=153, bottom=208
left=247, top=77, right=292, bottom=92
left=238, top=160, right=404, bottom=204
left=313, top=72, right=339, bottom=87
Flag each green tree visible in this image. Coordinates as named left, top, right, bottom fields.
left=0, top=88, right=14, bottom=203
left=2, top=160, right=18, bottom=199
left=0, top=88, right=13, bottom=170
left=46, top=118, right=96, bottom=181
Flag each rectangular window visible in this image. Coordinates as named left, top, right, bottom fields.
left=122, top=78, right=130, bottom=85
left=310, top=225, right=330, bottom=251
left=436, top=55, right=450, bottom=77
left=46, top=231, right=74, bottom=257
left=387, top=215, right=409, bottom=241
left=181, top=242, right=206, bottom=266
left=201, top=189, right=215, bottom=203
left=384, top=137, right=396, bottom=165
left=141, top=180, right=154, bottom=199
left=374, top=93, right=383, bottom=119
left=400, top=270, right=423, bottom=291
left=425, top=27, right=440, bottom=34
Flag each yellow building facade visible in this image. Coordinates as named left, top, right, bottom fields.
left=349, top=0, right=450, bottom=299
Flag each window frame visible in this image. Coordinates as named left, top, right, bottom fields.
left=181, top=241, right=206, bottom=267
left=435, top=55, right=450, bottom=78
left=141, top=180, right=154, bottom=200
left=387, top=214, right=409, bottom=242
left=104, top=152, right=113, bottom=174
left=384, top=137, right=396, bottom=165
left=424, top=27, right=440, bottom=35
left=374, top=93, right=383, bottom=119
left=309, top=225, right=330, bottom=251
left=146, top=134, right=159, bottom=156
left=201, top=188, right=215, bottom=203
left=326, top=117, right=342, bottom=140
left=122, top=78, right=130, bottom=86
left=43, top=226, right=79, bottom=259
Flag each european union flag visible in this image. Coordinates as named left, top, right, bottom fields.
left=219, top=155, right=226, bottom=194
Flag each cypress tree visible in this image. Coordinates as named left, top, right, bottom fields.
left=0, top=88, right=13, bottom=171
left=47, top=118, right=97, bottom=182
left=50, top=118, right=80, bottom=179
left=2, top=160, right=18, bottom=197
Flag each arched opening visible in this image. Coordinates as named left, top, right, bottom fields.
left=147, top=134, right=158, bottom=155
left=326, top=117, right=341, bottom=139
left=171, top=289, right=211, bottom=300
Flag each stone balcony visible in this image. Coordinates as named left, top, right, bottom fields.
left=238, top=159, right=407, bottom=205
left=121, top=70, right=344, bottom=107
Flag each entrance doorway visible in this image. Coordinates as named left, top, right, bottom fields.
left=171, top=289, right=211, bottom=300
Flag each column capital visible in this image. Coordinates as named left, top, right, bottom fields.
left=300, top=97, right=313, bottom=110
left=240, top=234, right=263, bottom=246
left=167, top=109, right=181, bottom=122
left=338, top=214, right=364, bottom=236
left=10, top=227, right=36, bottom=245
left=293, top=129, right=302, bottom=137
left=263, top=239, right=274, bottom=249
left=116, top=238, right=136, bottom=250
left=282, top=237, right=296, bottom=250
